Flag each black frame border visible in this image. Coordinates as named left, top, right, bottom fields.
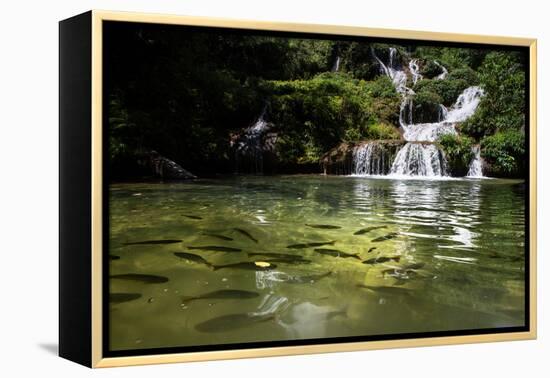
left=101, top=20, right=531, bottom=359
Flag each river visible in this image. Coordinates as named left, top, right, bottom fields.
left=108, top=175, right=525, bottom=351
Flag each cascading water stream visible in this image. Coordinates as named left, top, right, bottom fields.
left=353, top=48, right=484, bottom=178
left=235, top=106, right=270, bottom=174
left=434, top=61, right=448, bottom=80
left=409, top=59, right=423, bottom=85
left=352, top=143, right=386, bottom=175
left=467, top=145, right=484, bottom=177
left=332, top=56, right=341, bottom=72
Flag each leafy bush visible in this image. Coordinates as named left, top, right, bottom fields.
left=437, top=134, right=474, bottom=176
left=447, top=67, right=479, bottom=86
left=412, top=90, right=443, bottom=123
left=460, top=52, right=525, bottom=140
left=481, top=130, right=525, bottom=176
left=419, top=60, right=444, bottom=78
left=267, top=73, right=400, bottom=163
left=413, top=78, right=470, bottom=107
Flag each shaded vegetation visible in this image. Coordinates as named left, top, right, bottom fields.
left=104, top=22, right=527, bottom=178
left=437, top=134, right=474, bottom=176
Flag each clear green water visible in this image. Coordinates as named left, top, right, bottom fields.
left=108, top=175, right=525, bottom=351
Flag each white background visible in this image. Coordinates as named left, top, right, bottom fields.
left=0, top=0, right=547, bottom=376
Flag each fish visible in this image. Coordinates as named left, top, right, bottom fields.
left=285, top=271, right=333, bottom=284
left=123, top=239, right=181, bottom=245
left=109, top=293, right=142, bottom=304
left=233, top=228, right=258, bottom=243
left=173, top=252, right=213, bottom=268
left=181, top=289, right=259, bottom=304
left=263, top=258, right=311, bottom=265
left=356, top=284, right=412, bottom=296
left=371, top=232, right=399, bottom=242
left=202, top=233, right=233, bottom=241
left=195, top=312, right=276, bottom=333
left=109, top=255, right=121, bottom=260
left=110, top=274, right=169, bottom=284
left=354, top=226, right=387, bottom=235
left=314, top=248, right=361, bottom=260
left=367, top=247, right=377, bottom=253
left=188, top=246, right=242, bottom=253
left=402, top=262, right=425, bottom=270
left=212, top=261, right=277, bottom=271
left=305, top=224, right=342, bottom=230
left=362, top=256, right=401, bottom=265
left=247, top=252, right=303, bottom=260
left=183, top=215, right=202, bottom=220
left=287, top=240, right=336, bottom=249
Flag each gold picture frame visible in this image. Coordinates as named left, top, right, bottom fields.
left=59, top=10, right=537, bottom=368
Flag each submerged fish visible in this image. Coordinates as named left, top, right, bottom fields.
left=362, top=256, right=401, bottom=265
left=109, top=255, right=121, bottom=260
left=123, top=239, right=181, bottom=245
left=212, top=261, right=276, bottom=271
left=287, top=240, right=336, bottom=249
left=314, top=248, right=361, bottom=260
left=371, top=232, right=399, bottom=242
left=181, top=289, right=259, bottom=304
left=110, top=293, right=142, bottom=304
left=402, top=262, right=425, bottom=270
left=305, top=224, right=342, bottom=230
left=248, top=252, right=302, bottom=260
left=183, top=215, right=203, bottom=220
left=354, top=226, right=387, bottom=235
left=110, top=273, right=169, bottom=284
left=367, top=247, right=377, bottom=253
left=188, top=245, right=242, bottom=253
left=195, top=312, right=275, bottom=333
left=233, top=228, right=258, bottom=243
left=357, top=284, right=411, bottom=296
left=202, top=233, right=233, bottom=241
left=174, top=252, right=212, bottom=268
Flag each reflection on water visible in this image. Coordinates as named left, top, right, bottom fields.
left=109, top=175, right=526, bottom=351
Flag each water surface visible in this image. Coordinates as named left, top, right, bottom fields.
left=108, top=175, right=525, bottom=351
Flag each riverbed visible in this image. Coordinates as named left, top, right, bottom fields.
left=108, top=175, right=526, bottom=351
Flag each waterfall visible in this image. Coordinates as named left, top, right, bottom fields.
left=332, top=56, right=341, bottom=72
left=467, top=145, right=483, bottom=177
left=393, top=86, right=483, bottom=176
left=366, top=47, right=484, bottom=177
left=352, top=143, right=387, bottom=175
left=438, top=104, right=448, bottom=122
left=390, top=143, right=448, bottom=177
left=409, top=59, right=423, bottom=85
left=235, top=107, right=269, bottom=174
left=433, top=61, right=448, bottom=80
left=371, top=47, right=409, bottom=94
left=445, top=86, right=484, bottom=123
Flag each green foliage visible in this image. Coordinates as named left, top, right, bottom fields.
left=413, top=78, right=470, bottom=107
left=461, top=51, right=526, bottom=140
left=108, top=94, right=136, bottom=160
left=437, top=134, right=474, bottom=176
left=413, top=47, right=487, bottom=70
left=447, top=67, right=479, bottom=85
left=419, top=60, right=444, bottom=78
left=266, top=73, right=401, bottom=163
left=481, top=130, right=525, bottom=176
left=366, top=122, right=401, bottom=140
left=412, top=90, right=443, bottom=123
left=104, top=23, right=526, bottom=178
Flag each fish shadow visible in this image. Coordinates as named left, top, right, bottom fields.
left=38, top=343, right=58, bottom=356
